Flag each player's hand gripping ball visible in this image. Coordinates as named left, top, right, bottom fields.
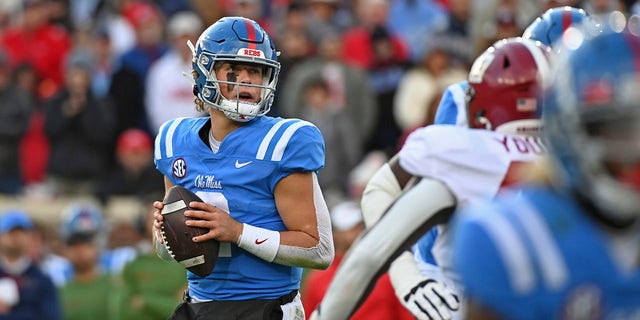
left=161, top=185, right=219, bottom=277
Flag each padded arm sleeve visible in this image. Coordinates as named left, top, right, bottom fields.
left=273, top=173, right=335, bottom=270
left=360, top=163, right=403, bottom=228
left=314, top=178, right=456, bottom=320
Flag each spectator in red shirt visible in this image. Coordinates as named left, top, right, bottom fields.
left=1, top=0, right=71, bottom=100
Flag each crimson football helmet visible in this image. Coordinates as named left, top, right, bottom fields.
left=190, top=16, right=280, bottom=122
left=466, top=38, right=552, bottom=134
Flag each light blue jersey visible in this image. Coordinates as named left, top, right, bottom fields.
left=154, top=116, right=325, bottom=300
left=453, top=186, right=640, bottom=319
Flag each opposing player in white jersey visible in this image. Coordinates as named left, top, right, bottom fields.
left=151, top=17, right=334, bottom=319
left=452, top=20, right=640, bottom=319
left=309, top=37, right=552, bottom=320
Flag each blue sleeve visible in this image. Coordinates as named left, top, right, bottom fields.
left=277, top=122, right=325, bottom=173
left=434, top=86, right=458, bottom=125
left=451, top=207, right=537, bottom=320
left=434, top=81, right=468, bottom=126
left=415, top=228, right=439, bottom=265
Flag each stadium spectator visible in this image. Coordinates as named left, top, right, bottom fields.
left=0, top=0, right=71, bottom=101
left=145, top=11, right=205, bottom=134
left=0, top=209, right=62, bottom=319
left=43, top=52, right=117, bottom=196
left=393, top=34, right=467, bottom=133
left=0, top=51, right=35, bottom=195
left=299, top=76, right=362, bottom=207
left=281, top=30, right=377, bottom=146
left=58, top=202, right=115, bottom=320
left=111, top=205, right=187, bottom=320
left=109, top=1, right=168, bottom=135
left=95, top=128, right=164, bottom=204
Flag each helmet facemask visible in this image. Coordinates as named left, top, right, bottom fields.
left=188, top=17, right=281, bottom=122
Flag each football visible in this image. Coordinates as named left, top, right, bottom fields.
left=161, top=185, right=219, bottom=277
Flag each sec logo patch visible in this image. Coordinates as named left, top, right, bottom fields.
left=172, top=158, right=187, bottom=178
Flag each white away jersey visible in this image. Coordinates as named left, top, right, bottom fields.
left=154, top=116, right=325, bottom=301
left=399, top=125, right=545, bottom=207
left=399, top=125, right=546, bottom=280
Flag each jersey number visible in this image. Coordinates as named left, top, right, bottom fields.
left=195, top=191, right=233, bottom=258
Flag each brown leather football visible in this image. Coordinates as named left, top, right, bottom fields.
left=161, top=185, right=219, bottom=277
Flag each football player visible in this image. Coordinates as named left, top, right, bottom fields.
left=452, top=18, right=640, bottom=319
left=378, top=7, right=595, bottom=319
left=310, top=37, right=552, bottom=320
left=151, top=17, right=334, bottom=319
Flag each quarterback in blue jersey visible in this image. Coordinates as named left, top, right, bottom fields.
left=151, top=16, right=334, bottom=320
left=452, top=20, right=640, bottom=319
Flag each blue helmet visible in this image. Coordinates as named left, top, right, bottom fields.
left=544, top=17, right=640, bottom=226
left=190, top=16, right=280, bottom=122
left=523, top=6, right=589, bottom=48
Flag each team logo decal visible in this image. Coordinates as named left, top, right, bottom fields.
left=172, top=158, right=187, bottom=178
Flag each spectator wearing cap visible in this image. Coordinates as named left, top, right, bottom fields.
left=43, top=52, right=118, bottom=196
left=57, top=202, right=116, bottom=320
left=95, top=128, right=164, bottom=203
left=0, top=209, right=62, bottom=319
left=111, top=203, right=187, bottom=320
left=301, top=201, right=414, bottom=320
left=145, top=11, right=206, bottom=135
left=0, top=49, right=35, bottom=195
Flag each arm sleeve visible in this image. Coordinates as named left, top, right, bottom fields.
left=273, top=173, right=334, bottom=270
left=360, top=163, right=403, bottom=228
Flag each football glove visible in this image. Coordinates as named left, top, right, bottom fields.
left=403, top=279, right=460, bottom=320
left=390, top=251, right=460, bottom=320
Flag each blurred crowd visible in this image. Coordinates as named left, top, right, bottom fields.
left=0, top=0, right=637, bottom=318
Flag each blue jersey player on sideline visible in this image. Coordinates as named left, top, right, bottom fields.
left=452, top=17, right=640, bottom=319
left=151, top=16, right=334, bottom=320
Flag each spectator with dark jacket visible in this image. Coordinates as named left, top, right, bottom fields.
left=43, top=52, right=117, bottom=196
left=0, top=51, right=34, bottom=195
left=0, top=209, right=62, bottom=319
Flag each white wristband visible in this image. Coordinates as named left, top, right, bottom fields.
left=236, top=223, right=280, bottom=262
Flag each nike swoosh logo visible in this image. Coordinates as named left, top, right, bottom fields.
left=235, top=160, right=253, bottom=168
left=255, top=238, right=268, bottom=245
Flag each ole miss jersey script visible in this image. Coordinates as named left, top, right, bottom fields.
left=154, top=116, right=325, bottom=300
left=453, top=187, right=640, bottom=319
left=398, top=125, right=546, bottom=278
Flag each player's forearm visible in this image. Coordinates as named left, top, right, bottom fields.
left=238, top=175, right=334, bottom=269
